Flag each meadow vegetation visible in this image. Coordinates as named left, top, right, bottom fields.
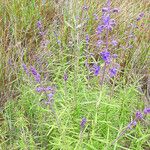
left=0, top=0, right=150, bottom=149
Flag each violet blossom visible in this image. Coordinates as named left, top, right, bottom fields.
left=135, top=111, right=143, bottom=119
left=85, top=34, right=90, bottom=44
left=136, top=12, right=144, bottom=21
left=143, top=108, right=150, bottom=115
left=100, top=51, right=111, bottom=64
left=102, top=14, right=116, bottom=30
left=97, top=40, right=103, bottom=48
left=93, top=13, right=98, bottom=20
left=30, top=66, right=41, bottom=83
left=96, top=25, right=104, bottom=34
left=93, top=64, right=100, bottom=76
left=22, top=63, right=29, bottom=75
left=112, top=40, right=118, bottom=46
left=109, top=67, right=117, bottom=77
left=64, top=72, right=68, bottom=82
left=80, top=117, right=87, bottom=128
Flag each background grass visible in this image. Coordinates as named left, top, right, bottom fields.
left=0, top=0, right=150, bottom=149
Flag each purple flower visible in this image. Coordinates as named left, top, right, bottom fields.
left=128, top=120, right=137, bottom=129
left=102, top=7, right=109, bottom=12
left=102, top=14, right=116, bottom=30
left=96, top=25, right=104, bottom=34
left=64, top=72, right=68, bottom=81
left=109, top=67, right=117, bottom=77
left=36, top=87, right=45, bottom=92
left=112, top=54, right=118, bottom=59
left=112, top=40, right=118, bottom=46
left=97, top=40, right=103, bottom=48
left=80, top=117, right=87, bottom=128
left=22, top=63, right=29, bottom=75
left=93, top=64, right=100, bottom=76
left=39, top=31, right=46, bottom=36
left=45, top=86, right=53, bottom=91
left=30, top=66, right=38, bottom=76
left=30, top=66, right=41, bottom=82
left=41, top=39, right=50, bottom=48
left=93, top=13, right=98, bottom=20
left=100, top=51, right=111, bottom=64
left=82, top=5, right=89, bottom=10
left=112, top=8, right=119, bottom=13
left=36, top=86, right=53, bottom=93
left=136, top=111, right=143, bottom=119
left=57, top=40, right=61, bottom=45
left=136, top=12, right=144, bottom=21
left=35, top=74, right=41, bottom=82
left=37, top=21, right=42, bottom=30
left=143, top=108, right=150, bottom=115
left=45, top=93, right=54, bottom=104
left=85, top=34, right=90, bottom=44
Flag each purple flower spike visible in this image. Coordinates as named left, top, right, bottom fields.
left=136, top=111, right=143, bottom=119
left=30, top=66, right=41, bottom=83
left=22, top=63, right=29, bottom=75
left=30, top=66, right=38, bottom=76
left=80, top=117, right=87, bottom=128
left=100, top=51, right=111, bottom=64
left=143, top=108, right=150, bottom=115
left=110, top=68, right=117, bottom=77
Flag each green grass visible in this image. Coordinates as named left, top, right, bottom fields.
left=0, top=0, right=150, bottom=149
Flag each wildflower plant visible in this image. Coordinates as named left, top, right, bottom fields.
left=112, top=108, right=150, bottom=145
left=1, top=0, right=149, bottom=149
left=85, top=0, right=119, bottom=87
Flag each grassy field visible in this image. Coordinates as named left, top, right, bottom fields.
left=0, top=0, right=150, bottom=149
